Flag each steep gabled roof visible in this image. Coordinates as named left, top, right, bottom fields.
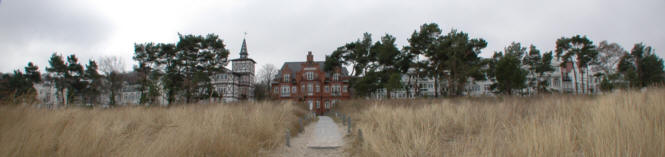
left=274, top=61, right=349, bottom=82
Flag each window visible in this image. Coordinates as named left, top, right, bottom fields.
left=307, top=83, right=313, bottom=96
left=553, top=78, right=560, bottom=87
left=274, top=87, right=278, bottom=94
left=342, top=85, right=348, bottom=93
left=315, top=84, right=320, bottom=93
left=292, top=86, right=297, bottom=93
left=301, top=84, right=305, bottom=94
left=316, top=101, right=320, bottom=109
left=324, top=85, right=329, bottom=93
left=306, top=72, right=314, bottom=80
left=325, top=101, right=330, bottom=109
left=283, top=74, right=290, bottom=82
left=332, top=85, right=341, bottom=96
left=308, top=100, right=313, bottom=110
left=333, top=73, right=339, bottom=81
left=281, top=86, right=290, bottom=97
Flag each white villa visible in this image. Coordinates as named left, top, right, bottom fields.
left=370, top=60, right=602, bottom=99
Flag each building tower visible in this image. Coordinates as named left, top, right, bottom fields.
left=231, top=38, right=256, bottom=100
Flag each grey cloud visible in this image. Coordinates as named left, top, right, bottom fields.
left=1, top=0, right=663, bottom=73
left=180, top=0, right=665, bottom=70
left=0, top=0, right=113, bottom=72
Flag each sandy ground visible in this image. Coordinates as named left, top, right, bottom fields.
left=267, top=116, right=348, bottom=157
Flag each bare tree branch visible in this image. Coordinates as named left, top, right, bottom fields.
left=98, top=56, right=126, bottom=75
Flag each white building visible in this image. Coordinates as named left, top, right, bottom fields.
left=370, top=60, right=602, bottom=99
left=34, top=81, right=59, bottom=107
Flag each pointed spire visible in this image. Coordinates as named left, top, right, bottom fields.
left=240, top=38, right=248, bottom=59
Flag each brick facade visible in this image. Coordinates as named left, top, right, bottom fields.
left=271, top=51, right=350, bottom=115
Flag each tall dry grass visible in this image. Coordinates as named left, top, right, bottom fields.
left=0, top=101, right=306, bottom=157
left=338, top=89, right=665, bottom=157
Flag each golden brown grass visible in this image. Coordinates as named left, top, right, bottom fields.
left=337, top=89, right=665, bottom=157
left=0, top=101, right=306, bottom=157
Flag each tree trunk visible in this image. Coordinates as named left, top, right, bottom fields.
left=446, top=74, right=453, bottom=97
left=414, top=77, right=420, bottom=97
left=527, top=71, right=531, bottom=95
left=560, top=65, right=565, bottom=93
left=587, top=67, right=591, bottom=94
left=386, top=88, right=391, bottom=99
left=580, top=68, right=585, bottom=94
left=635, top=58, right=641, bottom=87
left=209, top=85, right=214, bottom=104
left=62, top=88, right=68, bottom=107
left=573, top=62, right=579, bottom=94
left=109, top=89, right=115, bottom=106
left=406, top=75, right=412, bottom=98
left=434, top=74, right=439, bottom=98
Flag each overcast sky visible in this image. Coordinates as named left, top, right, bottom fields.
left=1, top=0, right=664, bottom=73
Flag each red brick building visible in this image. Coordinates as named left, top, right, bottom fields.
left=271, top=51, right=351, bottom=114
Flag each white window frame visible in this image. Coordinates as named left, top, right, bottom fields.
left=308, top=101, right=313, bottom=110
left=281, top=86, right=290, bottom=97
left=283, top=74, right=290, bottom=82
left=306, top=72, right=314, bottom=80
left=307, top=83, right=313, bottom=96
left=332, top=85, right=341, bottom=96
left=333, top=73, right=339, bottom=81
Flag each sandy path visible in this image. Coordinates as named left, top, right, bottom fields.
left=267, top=116, right=348, bottom=157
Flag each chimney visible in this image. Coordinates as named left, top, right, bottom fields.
left=307, top=51, right=313, bottom=63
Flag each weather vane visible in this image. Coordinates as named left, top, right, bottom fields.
left=243, top=32, right=247, bottom=38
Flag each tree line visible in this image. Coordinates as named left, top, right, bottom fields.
left=1, top=26, right=664, bottom=104
left=324, top=23, right=665, bottom=97
left=0, top=54, right=105, bottom=106
left=0, top=33, right=231, bottom=106
left=131, top=33, right=229, bottom=105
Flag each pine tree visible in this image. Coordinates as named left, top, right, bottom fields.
left=555, top=35, right=597, bottom=94
left=619, top=43, right=665, bottom=87
left=535, top=51, right=555, bottom=92
left=434, top=29, right=487, bottom=96
left=66, top=54, right=84, bottom=105
left=46, top=53, right=68, bottom=106
left=133, top=42, right=160, bottom=104
left=172, top=33, right=229, bottom=103
left=24, top=62, right=42, bottom=84
left=405, top=23, right=442, bottom=97
left=493, top=52, right=527, bottom=95
left=84, top=60, right=102, bottom=105
left=156, top=43, right=182, bottom=104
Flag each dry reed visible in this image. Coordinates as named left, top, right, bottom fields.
left=338, top=89, right=665, bottom=157
left=0, top=101, right=305, bottom=157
